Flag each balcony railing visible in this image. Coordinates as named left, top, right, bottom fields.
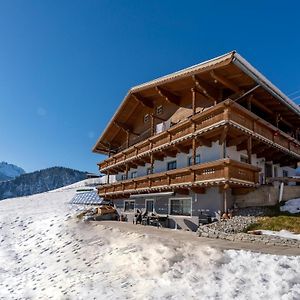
left=99, top=99, right=300, bottom=172
left=98, top=159, right=260, bottom=197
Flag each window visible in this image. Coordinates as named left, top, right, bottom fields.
left=283, top=170, right=289, bottom=177
left=131, top=171, right=137, bottom=179
left=156, top=105, right=163, bottom=115
left=121, top=174, right=127, bottom=180
left=147, top=167, right=153, bottom=175
left=144, top=114, right=149, bottom=123
left=167, top=161, right=177, bottom=171
left=169, top=198, right=191, bottom=216
left=124, top=200, right=135, bottom=212
left=188, top=154, right=201, bottom=166
left=240, top=155, right=249, bottom=164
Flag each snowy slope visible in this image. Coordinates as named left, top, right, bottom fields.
left=0, top=184, right=299, bottom=299
left=0, top=161, right=25, bottom=181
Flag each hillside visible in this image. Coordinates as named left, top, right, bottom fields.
left=0, top=162, right=25, bottom=181
left=0, top=166, right=87, bottom=200
left=0, top=184, right=299, bottom=299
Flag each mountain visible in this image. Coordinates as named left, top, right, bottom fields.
left=0, top=162, right=25, bottom=181
left=0, top=166, right=87, bottom=200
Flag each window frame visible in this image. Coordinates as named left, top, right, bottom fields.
left=167, top=160, right=177, bottom=171
left=124, top=200, right=135, bottom=212
left=131, top=171, right=137, bottom=179
left=168, top=197, right=192, bottom=217
left=188, top=154, right=201, bottom=166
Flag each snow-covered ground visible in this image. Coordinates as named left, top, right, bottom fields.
left=261, top=230, right=300, bottom=241
left=281, top=198, right=300, bottom=214
left=0, top=183, right=300, bottom=299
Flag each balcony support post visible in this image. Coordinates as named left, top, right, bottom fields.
left=247, top=137, right=252, bottom=164
left=191, top=88, right=196, bottom=115
left=150, top=153, right=154, bottom=173
left=192, top=137, right=197, bottom=165
left=107, top=171, right=110, bottom=184
left=150, top=114, right=155, bottom=136
left=222, top=183, right=230, bottom=213
left=125, top=164, right=129, bottom=180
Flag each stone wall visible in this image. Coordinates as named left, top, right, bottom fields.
left=198, top=215, right=300, bottom=248
left=234, top=185, right=300, bottom=208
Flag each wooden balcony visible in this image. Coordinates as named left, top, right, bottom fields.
left=99, top=99, right=300, bottom=174
left=98, top=159, right=260, bottom=198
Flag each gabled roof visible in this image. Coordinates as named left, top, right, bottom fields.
left=93, top=51, right=300, bottom=154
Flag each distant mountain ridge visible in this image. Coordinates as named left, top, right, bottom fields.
left=0, top=162, right=25, bottom=181
left=0, top=166, right=87, bottom=200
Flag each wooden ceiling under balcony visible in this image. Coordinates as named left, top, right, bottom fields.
left=93, top=51, right=300, bottom=155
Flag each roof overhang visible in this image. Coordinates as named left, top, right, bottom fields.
left=93, top=51, right=300, bottom=155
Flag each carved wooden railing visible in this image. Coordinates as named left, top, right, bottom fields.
left=98, top=99, right=300, bottom=172
left=98, top=159, right=260, bottom=196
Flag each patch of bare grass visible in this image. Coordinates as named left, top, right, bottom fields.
left=247, top=215, right=300, bottom=233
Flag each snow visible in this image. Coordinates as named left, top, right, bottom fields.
left=261, top=230, right=300, bottom=241
left=0, top=185, right=300, bottom=299
left=281, top=198, right=300, bottom=214
left=0, top=161, right=25, bottom=179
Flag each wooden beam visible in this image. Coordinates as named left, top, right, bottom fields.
left=191, top=87, right=196, bottom=115
left=191, top=187, right=206, bottom=194
left=257, top=148, right=277, bottom=159
left=174, top=188, right=189, bottom=195
left=155, top=86, right=180, bottom=105
left=192, top=75, right=217, bottom=104
left=131, top=93, right=154, bottom=109
left=196, top=136, right=212, bottom=147
left=153, top=153, right=165, bottom=161
left=210, top=70, right=240, bottom=93
left=251, top=98, right=273, bottom=115
left=113, top=121, right=140, bottom=136
left=247, top=137, right=252, bottom=164
left=165, top=149, right=178, bottom=157
left=192, top=138, right=196, bottom=165
left=236, top=141, right=248, bottom=151
left=252, top=144, right=269, bottom=153
left=141, top=156, right=151, bottom=164
left=227, top=135, right=248, bottom=147
left=127, top=162, right=138, bottom=169
left=175, top=144, right=190, bottom=154
left=219, top=126, right=228, bottom=145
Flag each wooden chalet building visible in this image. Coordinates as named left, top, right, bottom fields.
left=93, top=51, right=300, bottom=230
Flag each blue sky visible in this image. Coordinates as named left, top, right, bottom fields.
left=1, top=1, right=300, bottom=173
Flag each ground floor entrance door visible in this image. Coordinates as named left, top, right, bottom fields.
left=265, top=163, right=273, bottom=178
left=145, top=199, right=154, bottom=213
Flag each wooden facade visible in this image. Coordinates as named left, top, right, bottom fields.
left=93, top=51, right=300, bottom=202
